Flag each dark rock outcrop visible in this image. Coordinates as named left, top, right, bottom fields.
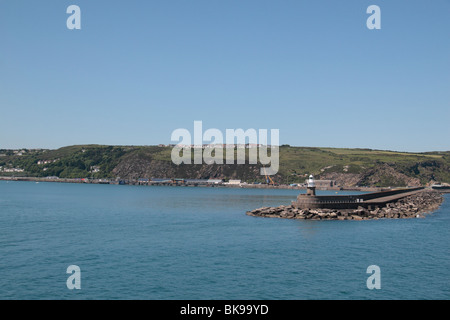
left=319, top=163, right=422, bottom=188
left=112, top=154, right=262, bottom=181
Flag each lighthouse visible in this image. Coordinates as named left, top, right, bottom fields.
left=307, top=174, right=316, bottom=196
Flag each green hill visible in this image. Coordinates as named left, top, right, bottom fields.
left=1, top=145, right=449, bottom=187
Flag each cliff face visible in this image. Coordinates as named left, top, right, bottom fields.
left=319, top=161, right=450, bottom=187
left=357, top=163, right=422, bottom=187
left=319, top=164, right=422, bottom=187
left=112, top=153, right=261, bottom=181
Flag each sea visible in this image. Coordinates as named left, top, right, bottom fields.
left=0, top=181, right=448, bottom=300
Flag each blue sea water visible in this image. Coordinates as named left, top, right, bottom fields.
left=0, top=181, right=448, bottom=300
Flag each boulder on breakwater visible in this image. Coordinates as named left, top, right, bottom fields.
left=246, top=190, right=443, bottom=220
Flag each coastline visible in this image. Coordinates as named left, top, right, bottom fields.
left=0, top=176, right=387, bottom=192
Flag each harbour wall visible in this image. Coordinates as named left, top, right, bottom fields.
left=294, top=187, right=424, bottom=210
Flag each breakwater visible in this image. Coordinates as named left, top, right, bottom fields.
left=246, top=190, right=444, bottom=220
left=293, top=187, right=425, bottom=210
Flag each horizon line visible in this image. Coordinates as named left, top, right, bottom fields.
left=1, top=144, right=448, bottom=154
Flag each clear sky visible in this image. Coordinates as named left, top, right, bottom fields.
left=0, top=0, right=449, bottom=152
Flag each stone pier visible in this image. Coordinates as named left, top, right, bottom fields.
left=246, top=190, right=443, bottom=220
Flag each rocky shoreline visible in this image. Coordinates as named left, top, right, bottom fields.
left=246, top=190, right=444, bottom=220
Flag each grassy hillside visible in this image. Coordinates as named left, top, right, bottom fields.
left=277, top=146, right=450, bottom=186
left=1, top=145, right=449, bottom=187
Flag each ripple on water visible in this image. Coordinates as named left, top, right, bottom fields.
left=0, top=182, right=448, bottom=300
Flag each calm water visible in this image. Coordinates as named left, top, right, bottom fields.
left=0, top=181, right=448, bottom=300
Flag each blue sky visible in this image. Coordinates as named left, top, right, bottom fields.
left=0, top=0, right=449, bottom=151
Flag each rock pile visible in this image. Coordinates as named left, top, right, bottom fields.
left=246, top=190, right=443, bottom=220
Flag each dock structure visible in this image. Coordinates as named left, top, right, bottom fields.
left=294, top=175, right=425, bottom=210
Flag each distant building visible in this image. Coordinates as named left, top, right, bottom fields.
left=304, top=178, right=337, bottom=188
left=90, top=166, right=100, bottom=173
left=226, top=180, right=242, bottom=185
left=207, top=179, right=224, bottom=185
left=151, top=178, right=173, bottom=183
left=37, top=159, right=59, bottom=165
left=2, top=168, right=24, bottom=173
left=184, top=179, right=210, bottom=185
left=138, top=178, right=150, bottom=185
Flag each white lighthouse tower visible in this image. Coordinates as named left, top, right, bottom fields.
left=307, top=174, right=316, bottom=196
